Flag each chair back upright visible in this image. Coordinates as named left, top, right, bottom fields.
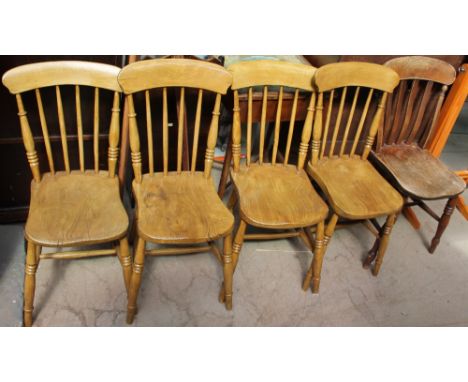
left=381, top=56, right=456, bottom=150
left=310, top=62, right=400, bottom=165
left=228, top=60, right=317, bottom=171
left=2, top=61, right=122, bottom=182
left=118, top=58, right=233, bottom=183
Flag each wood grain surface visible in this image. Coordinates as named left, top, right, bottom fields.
left=231, top=164, right=328, bottom=229
left=308, top=157, right=403, bottom=220
left=26, top=171, right=128, bottom=246
left=372, top=145, right=465, bottom=200
left=133, top=172, right=234, bottom=243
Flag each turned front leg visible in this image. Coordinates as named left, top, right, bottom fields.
left=222, top=234, right=233, bottom=310
left=127, top=237, right=146, bottom=324
left=23, top=241, right=38, bottom=327
left=303, top=220, right=325, bottom=293
left=373, top=213, right=397, bottom=276
left=219, top=220, right=247, bottom=305
left=117, top=237, right=132, bottom=294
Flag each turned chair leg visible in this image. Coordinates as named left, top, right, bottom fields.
left=323, top=214, right=339, bottom=252
left=363, top=236, right=380, bottom=269
left=117, top=237, right=132, bottom=294
left=373, top=213, right=397, bottom=276
left=219, top=220, right=247, bottom=306
left=429, top=197, right=457, bottom=254
left=23, top=241, right=38, bottom=327
left=222, top=234, right=233, bottom=310
left=127, top=236, right=146, bottom=324
left=303, top=221, right=325, bottom=293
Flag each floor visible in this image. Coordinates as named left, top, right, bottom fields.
left=1, top=113, right=467, bottom=326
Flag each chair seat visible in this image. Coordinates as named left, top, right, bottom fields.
left=231, top=164, right=328, bottom=229
left=26, top=171, right=128, bottom=247
left=307, top=157, right=403, bottom=220
left=372, top=144, right=466, bottom=200
left=133, top=172, right=234, bottom=243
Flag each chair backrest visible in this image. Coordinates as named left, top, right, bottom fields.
left=228, top=60, right=317, bottom=171
left=310, top=62, right=400, bottom=165
left=380, top=56, right=456, bottom=149
left=2, top=61, right=122, bottom=182
left=118, top=58, right=232, bottom=182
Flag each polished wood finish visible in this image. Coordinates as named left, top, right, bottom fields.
left=133, top=173, right=233, bottom=243
left=228, top=60, right=329, bottom=300
left=26, top=171, right=128, bottom=246
left=307, top=62, right=402, bottom=280
left=118, top=59, right=235, bottom=321
left=2, top=61, right=121, bottom=94
left=231, top=164, right=328, bottom=228
left=313, top=62, right=399, bottom=93
left=373, top=145, right=465, bottom=200
left=2, top=60, right=129, bottom=326
left=218, top=60, right=315, bottom=198
left=372, top=56, right=465, bottom=253
left=118, top=58, right=232, bottom=95
left=309, top=157, right=403, bottom=220
left=230, top=60, right=316, bottom=91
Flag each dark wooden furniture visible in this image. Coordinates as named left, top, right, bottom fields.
left=370, top=56, right=466, bottom=255
left=118, top=59, right=235, bottom=323
left=2, top=61, right=131, bottom=326
left=306, top=62, right=403, bottom=281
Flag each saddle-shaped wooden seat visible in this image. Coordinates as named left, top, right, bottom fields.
left=231, top=164, right=328, bottom=229
left=134, top=172, right=234, bottom=243
left=26, top=171, right=128, bottom=247
left=309, top=157, right=403, bottom=220
left=373, top=144, right=465, bottom=200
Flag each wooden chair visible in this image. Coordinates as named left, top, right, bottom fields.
left=370, top=56, right=466, bottom=254
left=226, top=60, right=329, bottom=297
left=117, top=59, right=234, bottom=323
left=306, top=62, right=403, bottom=283
left=2, top=61, right=130, bottom=326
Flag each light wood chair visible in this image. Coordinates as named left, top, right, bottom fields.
left=226, top=60, right=329, bottom=297
left=306, top=62, right=403, bottom=283
left=370, top=56, right=466, bottom=255
left=118, top=59, right=235, bottom=323
left=2, top=61, right=130, bottom=326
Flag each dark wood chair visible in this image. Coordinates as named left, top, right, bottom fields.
left=306, top=62, right=403, bottom=284
left=117, top=59, right=235, bottom=323
left=2, top=61, right=131, bottom=326
left=226, top=60, right=329, bottom=297
left=370, top=56, right=466, bottom=255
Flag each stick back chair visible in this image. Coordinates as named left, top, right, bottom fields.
left=306, top=62, right=403, bottom=283
left=371, top=56, right=465, bottom=254
left=2, top=61, right=130, bottom=326
left=227, top=60, right=329, bottom=298
left=117, top=59, right=235, bottom=323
